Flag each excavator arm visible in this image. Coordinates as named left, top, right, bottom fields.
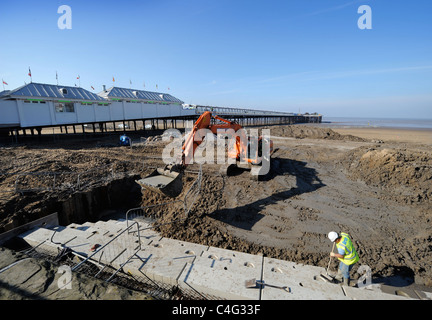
left=137, top=111, right=272, bottom=197
left=181, top=111, right=244, bottom=168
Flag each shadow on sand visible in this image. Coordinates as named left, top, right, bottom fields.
left=210, top=157, right=326, bottom=230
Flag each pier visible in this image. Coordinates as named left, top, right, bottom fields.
left=0, top=83, right=321, bottom=141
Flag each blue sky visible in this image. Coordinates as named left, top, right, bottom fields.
left=0, top=0, right=431, bottom=118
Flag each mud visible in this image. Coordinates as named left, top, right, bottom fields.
left=1, top=124, right=431, bottom=288
left=0, top=247, right=152, bottom=300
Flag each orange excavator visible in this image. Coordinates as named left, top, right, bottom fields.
left=136, top=111, right=273, bottom=197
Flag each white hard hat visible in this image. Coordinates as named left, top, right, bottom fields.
left=328, top=231, right=339, bottom=242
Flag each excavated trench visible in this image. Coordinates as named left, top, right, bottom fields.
left=0, top=175, right=143, bottom=232
left=57, top=175, right=143, bottom=225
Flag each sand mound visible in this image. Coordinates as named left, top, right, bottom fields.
left=343, top=147, right=432, bottom=204
left=265, top=125, right=367, bottom=142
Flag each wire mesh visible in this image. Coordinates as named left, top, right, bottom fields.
left=19, top=234, right=220, bottom=300
left=72, top=222, right=141, bottom=275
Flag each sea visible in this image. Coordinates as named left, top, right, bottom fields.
left=320, top=117, right=432, bottom=130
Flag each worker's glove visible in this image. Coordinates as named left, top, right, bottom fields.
left=330, top=252, right=336, bottom=257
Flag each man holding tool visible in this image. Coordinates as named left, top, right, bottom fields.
left=327, top=231, right=359, bottom=286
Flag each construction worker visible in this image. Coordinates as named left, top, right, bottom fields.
left=328, top=231, right=359, bottom=286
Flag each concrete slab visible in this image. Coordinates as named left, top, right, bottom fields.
left=184, top=246, right=264, bottom=299
left=132, top=238, right=209, bottom=286
left=18, top=227, right=58, bottom=254
left=17, top=219, right=426, bottom=300
left=50, top=226, right=94, bottom=241
left=342, top=285, right=411, bottom=300
left=81, top=221, right=95, bottom=228
left=120, top=221, right=160, bottom=247
left=21, top=226, right=105, bottom=259
left=178, top=262, right=261, bottom=300
left=75, top=224, right=111, bottom=237
left=130, top=254, right=194, bottom=286
left=199, top=246, right=263, bottom=270
left=0, top=212, right=59, bottom=246
left=263, top=257, right=327, bottom=284
left=261, top=257, right=348, bottom=300
left=24, top=224, right=140, bottom=270
left=84, top=220, right=158, bottom=244
left=133, top=224, right=160, bottom=244
left=93, top=221, right=125, bottom=235
left=261, top=277, right=349, bottom=300
left=67, top=223, right=100, bottom=236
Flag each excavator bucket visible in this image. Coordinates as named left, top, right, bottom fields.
left=136, top=168, right=183, bottom=198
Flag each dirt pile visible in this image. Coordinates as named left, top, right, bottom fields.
left=140, top=171, right=230, bottom=247
left=0, top=144, right=148, bottom=232
left=342, top=147, right=432, bottom=204
left=266, top=124, right=367, bottom=142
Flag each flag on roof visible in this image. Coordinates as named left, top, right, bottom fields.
left=77, top=75, right=80, bottom=79
left=2, top=79, right=8, bottom=85
left=28, top=67, right=32, bottom=83
left=113, top=77, right=115, bottom=82
left=91, top=86, right=95, bottom=90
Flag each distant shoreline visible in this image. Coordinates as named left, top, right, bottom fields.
left=318, top=123, right=432, bottom=132
left=319, top=117, right=432, bottom=131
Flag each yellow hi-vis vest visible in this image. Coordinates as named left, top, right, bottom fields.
left=336, top=233, right=359, bottom=266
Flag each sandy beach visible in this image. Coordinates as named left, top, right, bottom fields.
left=330, top=126, right=432, bottom=145
left=1, top=123, right=431, bottom=299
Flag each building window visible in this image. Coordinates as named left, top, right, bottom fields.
left=55, top=102, right=75, bottom=113
left=24, top=100, right=46, bottom=104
